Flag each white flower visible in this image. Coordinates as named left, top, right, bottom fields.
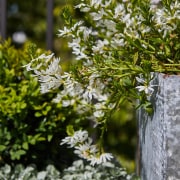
left=60, top=130, right=88, bottom=148
left=122, top=14, right=134, bottom=28
left=60, top=130, right=113, bottom=166
left=34, top=57, right=62, bottom=93
left=90, top=0, right=102, bottom=9
left=89, top=153, right=113, bottom=166
left=83, top=85, right=97, bottom=102
left=135, top=76, right=155, bottom=95
left=38, top=53, right=54, bottom=63
left=150, top=0, right=161, bottom=4
left=62, top=99, right=75, bottom=107
left=112, top=36, right=125, bottom=47
left=150, top=2, right=180, bottom=37
left=68, top=37, right=81, bottom=49
left=92, top=39, right=109, bottom=54
left=103, top=19, right=117, bottom=34
left=93, top=102, right=106, bottom=118
left=93, top=110, right=104, bottom=118
left=83, top=28, right=91, bottom=40
left=23, top=62, right=33, bottom=71
left=58, top=21, right=84, bottom=37
left=58, top=27, right=71, bottom=37
left=74, top=138, right=98, bottom=159
left=74, top=3, right=86, bottom=9
left=74, top=2, right=91, bottom=12
left=39, top=76, right=62, bottom=94
left=83, top=59, right=93, bottom=66
left=24, top=54, right=63, bottom=94
left=114, top=4, right=125, bottom=19
left=63, top=76, right=84, bottom=97
left=44, top=57, right=61, bottom=75
left=52, top=93, right=64, bottom=103
left=23, top=53, right=54, bottom=71
left=99, top=153, right=113, bottom=163
left=68, top=37, right=89, bottom=60
left=90, top=9, right=106, bottom=21
left=135, top=85, right=154, bottom=95
left=71, top=21, right=84, bottom=32
left=73, top=47, right=88, bottom=60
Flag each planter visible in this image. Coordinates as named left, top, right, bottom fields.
left=138, top=73, right=180, bottom=180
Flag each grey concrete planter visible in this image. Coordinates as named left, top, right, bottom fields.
left=137, top=73, right=180, bottom=180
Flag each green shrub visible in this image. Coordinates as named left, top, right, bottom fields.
left=0, top=39, right=76, bottom=169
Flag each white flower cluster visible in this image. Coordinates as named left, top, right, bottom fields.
left=23, top=53, right=63, bottom=93
left=150, top=0, right=180, bottom=37
left=60, top=130, right=113, bottom=166
left=24, top=52, right=113, bottom=127
left=62, top=0, right=180, bottom=59
left=52, top=71, right=113, bottom=125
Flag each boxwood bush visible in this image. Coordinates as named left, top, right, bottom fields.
left=0, top=39, right=78, bottom=170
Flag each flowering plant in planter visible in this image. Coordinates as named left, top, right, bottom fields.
left=24, top=0, right=180, bottom=166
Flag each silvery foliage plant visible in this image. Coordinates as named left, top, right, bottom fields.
left=0, top=164, right=60, bottom=180
left=61, top=160, right=139, bottom=180
left=24, top=0, right=180, bottom=166
left=0, top=161, right=139, bottom=180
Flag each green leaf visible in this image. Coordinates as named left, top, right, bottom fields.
left=21, top=102, right=27, bottom=109
left=47, top=134, right=53, bottom=142
left=0, top=51, right=3, bottom=59
left=10, top=149, right=26, bottom=160
left=46, top=105, right=51, bottom=112
left=133, top=52, right=139, bottom=65
left=66, top=125, right=74, bottom=136
left=37, top=137, right=46, bottom=141
left=22, top=142, right=29, bottom=150
left=35, top=112, right=42, bottom=117
left=28, top=135, right=36, bottom=145
left=0, top=145, right=6, bottom=151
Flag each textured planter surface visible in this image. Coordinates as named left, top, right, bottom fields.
left=138, top=73, right=180, bottom=180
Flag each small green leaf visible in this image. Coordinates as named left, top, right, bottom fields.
left=22, top=142, right=29, bottom=150
left=0, top=145, right=6, bottom=151
left=46, top=106, right=51, bottom=112
left=10, top=149, right=26, bottom=160
left=47, top=134, right=53, bottom=142
left=35, top=112, right=42, bottom=117
left=21, top=102, right=27, bottom=109
left=28, top=135, right=36, bottom=145
left=66, top=125, right=74, bottom=136
left=133, top=52, right=138, bottom=65
left=38, top=137, right=46, bottom=141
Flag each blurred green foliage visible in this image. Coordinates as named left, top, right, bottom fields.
left=105, top=101, right=137, bottom=172
left=6, top=0, right=78, bottom=58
